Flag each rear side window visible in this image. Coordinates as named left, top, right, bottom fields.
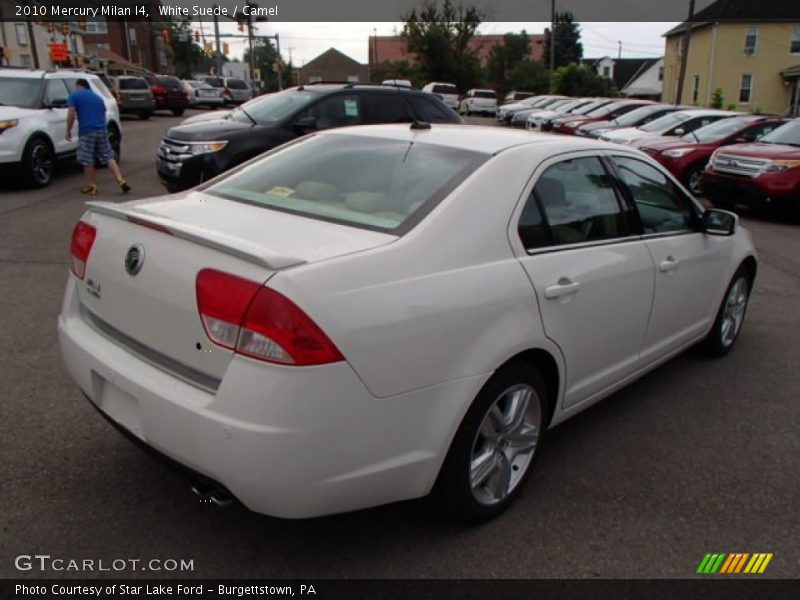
left=296, top=94, right=362, bottom=129
left=406, top=96, right=453, bottom=123
left=363, top=93, right=413, bottom=124
left=519, top=157, right=626, bottom=249
left=611, top=156, right=696, bottom=234
left=118, top=78, right=148, bottom=90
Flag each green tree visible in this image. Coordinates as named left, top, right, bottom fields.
left=371, top=60, right=422, bottom=87
left=402, top=0, right=483, bottom=91
left=710, top=87, right=724, bottom=109
left=243, top=39, right=281, bottom=92
left=487, top=32, right=531, bottom=92
left=552, top=64, right=615, bottom=96
left=542, top=12, right=583, bottom=70
left=163, top=21, right=214, bottom=78
left=506, top=60, right=551, bottom=94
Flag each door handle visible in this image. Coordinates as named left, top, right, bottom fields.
left=659, top=256, right=679, bottom=273
left=545, top=277, right=581, bottom=299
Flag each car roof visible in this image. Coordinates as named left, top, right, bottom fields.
left=0, top=68, right=99, bottom=79
left=292, top=84, right=430, bottom=96
left=675, top=108, right=741, bottom=117
left=319, top=123, right=626, bottom=155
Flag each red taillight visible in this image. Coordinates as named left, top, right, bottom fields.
left=152, top=85, right=167, bottom=96
left=195, top=269, right=344, bottom=366
left=69, top=221, right=96, bottom=280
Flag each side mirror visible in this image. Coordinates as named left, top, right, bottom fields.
left=47, top=98, right=68, bottom=109
left=292, top=116, right=317, bottom=134
left=673, top=128, right=685, bottom=136
left=702, top=208, right=737, bottom=236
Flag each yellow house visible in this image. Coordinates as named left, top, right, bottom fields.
left=662, top=20, right=800, bottom=116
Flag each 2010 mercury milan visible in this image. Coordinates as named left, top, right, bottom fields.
left=59, top=125, right=757, bottom=521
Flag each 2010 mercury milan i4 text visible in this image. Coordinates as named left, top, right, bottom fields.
left=58, top=125, right=757, bottom=521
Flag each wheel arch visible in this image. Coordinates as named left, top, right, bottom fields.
left=24, top=131, right=55, bottom=153
left=496, top=348, right=561, bottom=429
left=740, top=254, right=757, bottom=283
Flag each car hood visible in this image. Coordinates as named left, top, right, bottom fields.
left=602, top=126, right=648, bottom=140
left=529, top=109, right=561, bottom=121
left=165, top=117, right=254, bottom=141
left=640, top=138, right=700, bottom=152
left=499, top=102, right=530, bottom=112
left=180, top=110, right=232, bottom=125
left=716, top=142, right=800, bottom=160
left=0, top=106, right=42, bottom=120
left=580, top=120, right=620, bottom=132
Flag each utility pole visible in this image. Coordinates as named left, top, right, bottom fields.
left=548, top=0, right=556, bottom=93
left=213, top=4, right=222, bottom=76
left=674, top=0, right=696, bottom=105
left=617, top=41, right=622, bottom=61
left=275, top=33, right=282, bottom=90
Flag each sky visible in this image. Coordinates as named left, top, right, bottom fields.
left=194, top=21, right=679, bottom=66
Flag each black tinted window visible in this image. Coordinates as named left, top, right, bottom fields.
left=118, top=78, right=148, bottom=90
left=226, top=78, right=248, bottom=89
left=432, top=84, right=457, bottom=94
left=524, top=157, right=626, bottom=248
left=363, top=94, right=413, bottom=124
left=406, top=96, right=453, bottom=123
left=204, top=77, right=224, bottom=87
left=474, top=91, right=495, bottom=99
left=612, top=156, right=696, bottom=234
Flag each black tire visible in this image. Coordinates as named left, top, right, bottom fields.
left=138, top=111, right=152, bottom=120
left=171, top=108, right=185, bottom=116
left=683, top=162, right=706, bottom=196
left=23, top=137, right=55, bottom=188
left=701, top=266, right=753, bottom=357
left=434, top=361, right=547, bottom=523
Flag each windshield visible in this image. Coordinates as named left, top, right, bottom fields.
left=0, top=77, right=42, bottom=108
left=553, top=99, right=583, bottom=112
left=640, top=112, right=688, bottom=132
left=572, top=100, right=606, bottom=115
left=684, top=117, right=754, bottom=143
left=230, top=90, right=316, bottom=124
left=614, top=105, right=670, bottom=127
left=206, top=135, right=487, bottom=233
left=759, top=120, right=800, bottom=146
left=586, top=101, right=630, bottom=118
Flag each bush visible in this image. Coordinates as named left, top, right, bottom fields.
left=553, top=64, right=616, bottom=97
left=710, top=88, right=724, bottom=109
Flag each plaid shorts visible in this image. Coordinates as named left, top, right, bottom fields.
left=77, top=129, right=114, bottom=166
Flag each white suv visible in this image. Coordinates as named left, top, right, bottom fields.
left=0, top=68, right=122, bottom=187
left=458, top=89, right=497, bottom=116
left=422, top=82, right=459, bottom=110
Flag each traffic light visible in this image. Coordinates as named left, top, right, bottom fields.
left=194, top=30, right=200, bottom=42
left=161, top=29, right=169, bottom=42
left=222, top=42, right=229, bottom=55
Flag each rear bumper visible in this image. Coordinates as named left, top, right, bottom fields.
left=58, top=278, right=483, bottom=518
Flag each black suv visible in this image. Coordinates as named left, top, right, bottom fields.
left=156, top=83, right=462, bottom=192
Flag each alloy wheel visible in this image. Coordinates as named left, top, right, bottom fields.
left=720, top=276, right=749, bottom=348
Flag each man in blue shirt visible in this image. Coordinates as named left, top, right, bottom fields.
left=66, top=79, right=130, bottom=195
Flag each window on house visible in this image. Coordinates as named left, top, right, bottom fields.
left=791, top=26, right=800, bottom=53
left=692, top=75, right=700, bottom=103
left=128, top=28, right=137, bottom=43
left=739, top=74, right=753, bottom=103
left=744, top=26, right=758, bottom=54
left=658, top=66, right=664, bottom=81
left=20, top=54, right=33, bottom=68
left=15, top=24, right=28, bottom=46
left=86, top=20, right=109, bottom=34
left=603, top=65, right=611, bottom=78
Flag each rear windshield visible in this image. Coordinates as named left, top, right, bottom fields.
left=206, top=135, right=487, bottom=233
left=0, top=77, right=41, bottom=108
left=157, top=76, right=181, bottom=89
left=474, top=90, right=495, bottom=99
left=759, top=120, right=800, bottom=146
left=432, top=84, right=458, bottom=95
left=226, top=78, right=248, bottom=89
left=118, top=78, right=149, bottom=90
left=203, top=77, right=224, bottom=87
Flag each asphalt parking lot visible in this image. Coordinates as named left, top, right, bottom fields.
left=1, top=112, right=798, bottom=579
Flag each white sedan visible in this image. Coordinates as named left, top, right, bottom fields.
left=58, top=125, right=757, bottom=521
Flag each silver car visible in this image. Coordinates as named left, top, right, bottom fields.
left=182, top=80, right=224, bottom=108
left=222, top=77, right=252, bottom=105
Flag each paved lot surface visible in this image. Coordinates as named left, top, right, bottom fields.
left=1, top=113, right=798, bottom=579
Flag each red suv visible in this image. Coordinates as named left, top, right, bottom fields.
left=639, top=115, right=786, bottom=195
left=144, top=74, right=190, bottom=116
left=700, top=119, right=800, bottom=221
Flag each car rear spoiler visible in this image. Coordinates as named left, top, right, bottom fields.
left=85, top=201, right=307, bottom=271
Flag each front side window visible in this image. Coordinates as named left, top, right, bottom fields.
left=611, top=156, right=696, bottom=234
left=207, top=135, right=487, bottom=233
left=296, top=94, right=362, bottom=130
left=43, top=79, right=69, bottom=105
left=740, top=74, right=753, bottom=103
left=519, top=157, right=626, bottom=249
left=744, top=26, right=758, bottom=54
